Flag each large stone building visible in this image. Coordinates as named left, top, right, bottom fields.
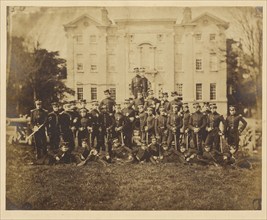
left=63, top=7, right=229, bottom=111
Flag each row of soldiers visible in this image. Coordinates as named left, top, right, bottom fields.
left=30, top=88, right=248, bottom=166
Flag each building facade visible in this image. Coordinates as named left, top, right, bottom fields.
left=63, top=7, right=229, bottom=111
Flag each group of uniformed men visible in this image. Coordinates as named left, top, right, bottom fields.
left=30, top=84, right=248, bottom=167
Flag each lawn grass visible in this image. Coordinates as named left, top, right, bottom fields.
left=6, top=143, right=262, bottom=210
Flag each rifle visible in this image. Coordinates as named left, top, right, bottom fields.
left=220, top=134, right=223, bottom=153
left=120, top=131, right=125, bottom=146
left=26, top=123, right=46, bottom=140
left=185, top=131, right=189, bottom=151
left=146, top=131, right=149, bottom=145
left=195, top=129, right=200, bottom=152
left=174, top=130, right=177, bottom=150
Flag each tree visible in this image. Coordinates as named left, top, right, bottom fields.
left=7, top=37, right=74, bottom=116
left=230, top=7, right=263, bottom=118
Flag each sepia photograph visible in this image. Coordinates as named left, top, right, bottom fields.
left=1, top=1, right=266, bottom=219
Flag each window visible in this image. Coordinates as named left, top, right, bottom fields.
left=110, top=88, right=116, bottom=100
left=196, top=59, right=202, bottom=71
left=90, top=54, right=97, bottom=72
left=76, top=54, right=83, bottom=71
left=210, top=83, right=216, bottom=100
left=176, top=83, right=183, bottom=97
left=196, top=83, right=202, bottom=100
left=210, top=34, right=216, bottom=41
left=77, top=87, right=83, bottom=100
left=210, top=53, right=218, bottom=71
left=76, top=35, right=83, bottom=44
left=90, top=35, right=97, bottom=43
left=91, top=87, right=97, bottom=100
left=195, top=33, right=202, bottom=41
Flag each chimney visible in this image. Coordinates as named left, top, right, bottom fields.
left=181, top=7, right=192, bottom=24
left=101, top=7, right=111, bottom=25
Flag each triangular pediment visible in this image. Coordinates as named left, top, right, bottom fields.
left=64, top=14, right=103, bottom=28
left=190, top=12, right=229, bottom=29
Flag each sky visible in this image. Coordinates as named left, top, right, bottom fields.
left=8, top=6, right=250, bottom=59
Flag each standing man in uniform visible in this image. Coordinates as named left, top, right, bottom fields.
left=159, top=92, right=171, bottom=113
left=99, top=89, right=116, bottom=116
left=90, top=101, right=100, bottom=149
left=155, top=107, right=168, bottom=145
left=205, top=103, right=225, bottom=152
left=140, top=67, right=150, bottom=99
left=202, top=102, right=211, bottom=143
left=144, top=90, right=160, bottom=114
left=59, top=102, right=75, bottom=151
left=182, top=103, right=191, bottom=148
left=122, top=99, right=136, bottom=149
left=131, top=67, right=143, bottom=98
left=167, top=104, right=183, bottom=150
left=114, top=104, right=126, bottom=145
left=30, top=99, right=48, bottom=160
left=47, top=102, right=60, bottom=150
left=169, top=92, right=183, bottom=113
left=225, top=105, right=247, bottom=151
left=188, top=102, right=207, bottom=154
left=79, top=99, right=89, bottom=113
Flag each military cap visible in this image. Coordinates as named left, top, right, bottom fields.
left=115, top=104, right=121, bottom=108
left=138, top=104, right=144, bottom=108
left=51, top=102, right=58, bottom=107
left=203, top=102, right=210, bottom=106
left=35, top=99, right=42, bottom=105
left=112, top=138, right=119, bottom=143
left=193, top=102, right=201, bottom=108
left=104, top=89, right=111, bottom=94
left=151, top=135, right=156, bottom=140
left=159, top=106, right=166, bottom=111
left=129, top=97, right=134, bottom=101
left=81, top=138, right=88, bottom=142
left=172, top=103, right=179, bottom=108
left=69, top=100, right=77, bottom=105
left=183, top=103, right=189, bottom=108
left=80, top=99, right=87, bottom=103
left=133, top=67, right=139, bottom=71
left=137, top=91, right=142, bottom=95
left=162, top=92, right=168, bottom=97
left=79, top=108, right=88, bottom=113
left=210, top=103, right=217, bottom=109
left=171, top=91, right=178, bottom=97
left=229, top=105, right=236, bottom=110
left=91, top=100, right=99, bottom=105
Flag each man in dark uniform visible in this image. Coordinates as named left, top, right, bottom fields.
left=70, top=100, right=80, bottom=148
left=225, top=105, right=247, bottom=151
left=205, top=103, right=225, bottom=152
left=182, top=103, right=191, bottom=149
left=47, top=102, right=60, bottom=150
left=114, top=104, right=126, bottom=145
left=98, top=104, right=115, bottom=154
left=59, top=102, right=75, bottom=151
left=122, top=99, right=136, bottom=149
left=144, top=107, right=156, bottom=144
left=136, top=104, right=147, bottom=143
left=77, top=108, right=93, bottom=147
left=99, top=89, right=116, bottom=116
left=202, top=102, right=211, bottom=143
left=30, top=99, right=48, bottom=160
left=140, top=67, right=150, bottom=98
left=167, top=104, right=183, bottom=150
left=144, top=90, right=160, bottom=113
left=90, top=101, right=100, bottom=149
left=131, top=67, right=143, bottom=98
left=188, top=102, right=207, bottom=154
left=159, top=92, right=171, bottom=113
left=155, top=107, right=168, bottom=145
left=131, top=92, right=145, bottom=112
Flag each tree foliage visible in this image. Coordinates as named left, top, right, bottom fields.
left=7, top=36, right=74, bottom=116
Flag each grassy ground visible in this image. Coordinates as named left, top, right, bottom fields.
left=6, top=142, right=262, bottom=210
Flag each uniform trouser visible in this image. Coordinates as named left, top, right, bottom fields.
left=97, top=131, right=112, bottom=153
left=183, top=131, right=191, bottom=148
left=61, top=129, right=75, bottom=151
left=114, top=130, right=124, bottom=144
left=191, top=132, right=203, bottom=154
left=49, top=131, right=60, bottom=150
left=167, top=131, right=180, bottom=151
left=202, top=130, right=208, bottom=143
left=156, top=129, right=168, bottom=144
left=142, top=130, right=154, bottom=144
left=77, top=129, right=89, bottom=147
left=133, top=88, right=142, bottom=99
left=205, top=129, right=220, bottom=151
left=226, top=129, right=240, bottom=150
left=33, top=129, right=47, bottom=159
left=124, top=128, right=133, bottom=149
left=91, top=127, right=99, bottom=148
